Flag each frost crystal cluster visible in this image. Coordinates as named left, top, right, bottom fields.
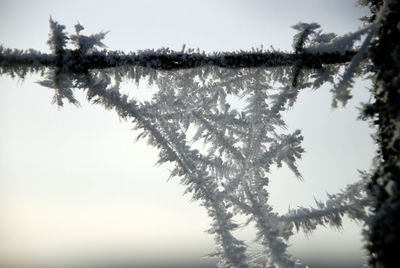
left=0, top=11, right=386, bottom=268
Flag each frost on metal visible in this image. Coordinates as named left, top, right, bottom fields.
left=0, top=18, right=377, bottom=268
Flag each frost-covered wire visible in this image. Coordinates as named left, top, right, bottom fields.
left=0, top=18, right=377, bottom=268
left=280, top=179, right=372, bottom=234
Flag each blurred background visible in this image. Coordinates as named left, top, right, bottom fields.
left=0, top=1, right=375, bottom=267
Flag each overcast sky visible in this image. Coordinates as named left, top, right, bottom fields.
left=0, top=1, right=375, bottom=268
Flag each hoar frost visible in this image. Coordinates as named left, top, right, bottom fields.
left=0, top=17, right=378, bottom=268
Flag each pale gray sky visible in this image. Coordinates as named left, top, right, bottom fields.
left=0, top=1, right=375, bottom=267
